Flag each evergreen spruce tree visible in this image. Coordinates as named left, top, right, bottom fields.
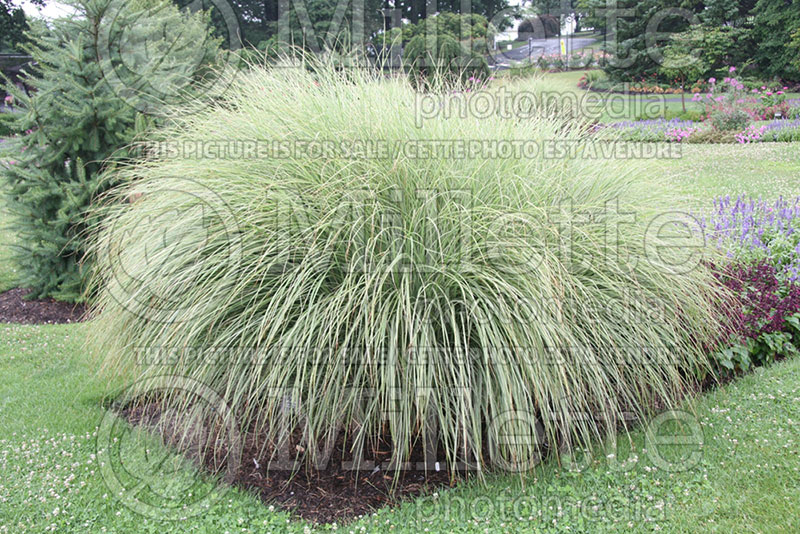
left=0, top=0, right=222, bottom=301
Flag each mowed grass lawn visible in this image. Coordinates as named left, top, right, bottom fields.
left=1, top=143, right=799, bottom=533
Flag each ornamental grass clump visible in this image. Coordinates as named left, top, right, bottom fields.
left=89, top=63, right=723, bottom=479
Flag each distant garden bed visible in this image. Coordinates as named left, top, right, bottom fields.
left=597, top=118, right=800, bottom=143
left=579, top=71, right=800, bottom=97
left=593, top=69, right=800, bottom=143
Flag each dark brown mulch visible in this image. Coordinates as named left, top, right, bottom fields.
left=120, top=402, right=458, bottom=524
left=0, top=288, right=87, bottom=324
left=117, top=395, right=673, bottom=524
left=235, top=433, right=456, bottom=524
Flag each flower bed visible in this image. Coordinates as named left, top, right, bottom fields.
left=711, top=261, right=800, bottom=376
left=692, top=71, right=794, bottom=122
left=579, top=67, right=799, bottom=98
left=600, top=118, right=702, bottom=142
left=535, top=50, right=604, bottom=71
left=594, top=70, right=800, bottom=143
left=580, top=67, right=800, bottom=142
left=706, top=196, right=800, bottom=283
left=599, top=118, right=800, bottom=143
left=578, top=76, right=687, bottom=94
left=760, top=119, right=800, bottom=142
left=705, top=196, right=800, bottom=377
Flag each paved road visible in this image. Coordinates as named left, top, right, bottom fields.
left=492, top=36, right=598, bottom=67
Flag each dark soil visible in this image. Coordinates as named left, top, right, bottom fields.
left=0, top=288, right=87, bottom=324
left=120, top=402, right=458, bottom=524
left=237, top=435, right=456, bottom=524
left=116, top=394, right=672, bottom=524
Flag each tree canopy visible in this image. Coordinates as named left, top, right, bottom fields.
left=590, top=0, right=800, bottom=83
left=0, top=0, right=36, bottom=52
left=214, top=0, right=513, bottom=49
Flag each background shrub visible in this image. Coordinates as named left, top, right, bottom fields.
left=403, top=33, right=489, bottom=89
left=0, top=0, right=221, bottom=301
left=582, top=70, right=604, bottom=87
left=685, top=128, right=737, bottom=143
left=596, top=0, right=800, bottom=84
left=90, top=64, right=723, bottom=478
left=709, top=109, right=750, bottom=132
left=516, top=15, right=560, bottom=39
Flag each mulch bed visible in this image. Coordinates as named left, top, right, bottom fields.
left=0, top=285, right=458, bottom=521
left=0, top=288, right=87, bottom=324
left=235, top=436, right=455, bottom=523
left=120, top=402, right=458, bottom=524
left=116, top=395, right=674, bottom=524
left=237, top=438, right=455, bottom=523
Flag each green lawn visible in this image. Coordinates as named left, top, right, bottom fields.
left=501, top=70, right=706, bottom=122
left=2, top=321, right=799, bottom=533
left=495, top=39, right=528, bottom=50
left=551, top=70, right=707, bottom=122
left=0, top=324, right=306, bottom=534
left=656, top=143, right=800, bottom=209
left=1, top=142, right=800, bottom=533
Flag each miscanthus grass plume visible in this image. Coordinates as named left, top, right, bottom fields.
left=88, top=62, right=723, bottom=479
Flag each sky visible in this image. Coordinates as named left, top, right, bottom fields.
left=19, top=0, right=532, bottom=22
left=19, top=0, right=75, bottom=19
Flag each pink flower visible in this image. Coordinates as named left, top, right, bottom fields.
left=729, top=66, right=736, bottom=72
left=766, top=91, right=773, bottom=96
left=3, top=95, right=12, bottom=105
left=777, top=91, right=784, bottom=95
left=709, top=77, right=716, bottom=83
